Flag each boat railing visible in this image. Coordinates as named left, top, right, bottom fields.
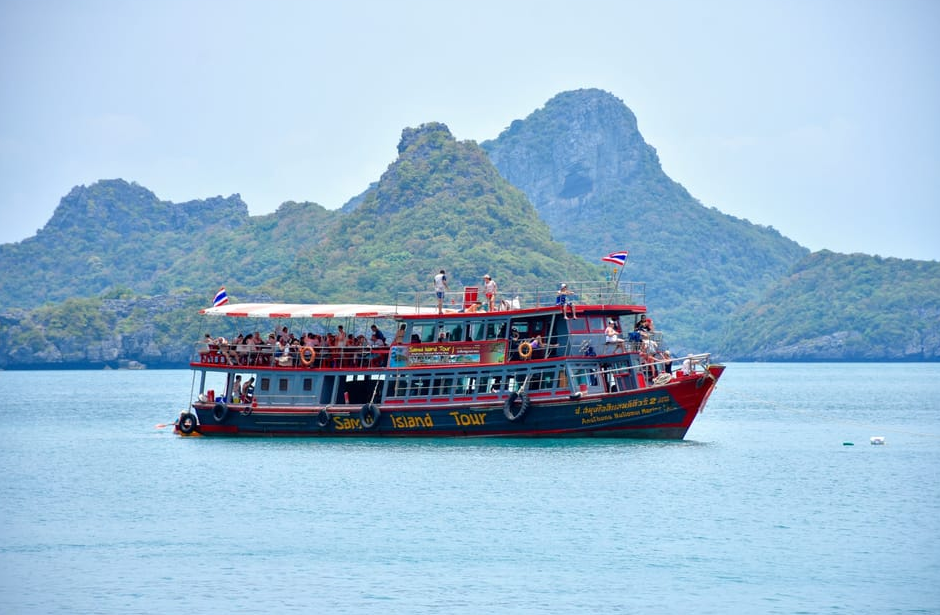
left=594, top=352, right=712, bottom=383
left=195, top=350, right=714, bottom=407
left=194, top=342, right=390, bottom=369
left=397, top=280, right=646, bottom=313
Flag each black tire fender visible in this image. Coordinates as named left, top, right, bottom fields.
left=360, top=403, right=380, bottom=429
left=503, top=391, right=530, bottom=422
left=212, top=402, right=229, bottom=422
left=178, top=412, right=197, bottom=434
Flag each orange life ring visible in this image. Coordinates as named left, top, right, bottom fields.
left=299, top=346, right=316, bottom=366
left=518, top=341, right=533, bottom=360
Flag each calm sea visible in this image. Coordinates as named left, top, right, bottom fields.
left=1, top=364, right=938, bottom=614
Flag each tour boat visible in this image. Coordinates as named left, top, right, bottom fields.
left=175, top=280, right=723, bottom=438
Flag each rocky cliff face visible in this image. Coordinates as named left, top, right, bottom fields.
left=41, top=179, right=248, bottom=238
left=482, top=88, right=808, bottom=352
left=0, top=296, right=195, bottom=369
left=482, top=89, right=662, bottom=237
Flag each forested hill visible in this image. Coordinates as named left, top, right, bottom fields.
left=1, top=89, right=938, bottom=367
left=0, top=180, right=251, bottom=308
left=481, top=88, right=808, bottom=350
left=720, top=251, right=940, bottom=360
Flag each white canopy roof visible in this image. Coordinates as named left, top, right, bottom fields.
left=199, top=303, right=444, bottom=319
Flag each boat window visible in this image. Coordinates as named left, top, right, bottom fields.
left=303, top=378, right=312, bottom=391
left=485, top=322, right=502, bottom=340
left=431, top=376, right=453, bottom=397
left=588, top=316, right=606, bottom=332
left=387, top=374, right=406, bottom=398
left=456, top=376, right=476, bottom=395
left=411, top=325, right=432, bottom=343
left=566, top=318, right=588, bottom=333
left=260, top=377, right=271, bottom=391
left=478, top=373, right=502, bottom=393
left=411, top=377, right=427, bottom=397
left=528, top=369, right=555, bottom=391
left=279, top=378, right=289, bottom=392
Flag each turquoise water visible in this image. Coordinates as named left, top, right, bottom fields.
left=1, top=364, right=938, bottom=614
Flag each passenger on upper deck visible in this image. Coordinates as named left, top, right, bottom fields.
left=483, top=274, right=497, bottom=311
left=200, top=333, right=214, bottom=361
left=605, top=320, right=626, bottom=353
left=393, top=324, right=406, bottom=345
left=433, top=269, right=449, bottom=315
left=557, top=282, right=576, bottom=319
left=370, top=324, right=386, bottom=346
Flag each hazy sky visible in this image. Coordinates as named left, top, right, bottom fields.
left=2, top=0, right=938, bottom=260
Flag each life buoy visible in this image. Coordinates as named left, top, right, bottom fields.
left=518, top=341, right=533, bottom=360
left=359, top=403, right=380, bottom=429
left=317, top=409, right=331, bottom=428
left=178, top=412, right=197, bottom=434
left=503, top=391, right=530, bottom=421
left=300, top=347, right=316, bottom=366
left=212, top=402, right=229, bottom=422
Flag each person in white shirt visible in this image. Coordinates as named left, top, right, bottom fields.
left=433, top=269, right=449, bottom=314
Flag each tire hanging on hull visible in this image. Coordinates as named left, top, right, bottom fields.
left=360, top=403, right=380, bottom=429
left=503, top=391, right=530, bottom=422
left=213, top=403, right=229, bottom=422
left=178, top=412, right=197, bottom=434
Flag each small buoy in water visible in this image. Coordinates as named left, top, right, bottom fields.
left=870, top=436, right=886, bottom=445
left=842, top=442, right=854, bottom=446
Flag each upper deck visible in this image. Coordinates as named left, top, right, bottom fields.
left=193, top=279, right=657, bottom=376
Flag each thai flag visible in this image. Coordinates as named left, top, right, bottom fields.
left=601, top=251, right=629, bottom=267
left=213, top=287, right=229, bottom=307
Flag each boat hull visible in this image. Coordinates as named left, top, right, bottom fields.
left=177, top=365, right=723, bottom=439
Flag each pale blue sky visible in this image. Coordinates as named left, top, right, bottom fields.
left=2, top=0, right=938, bottom=260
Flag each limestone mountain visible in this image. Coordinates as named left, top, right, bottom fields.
left=294, top=122, right=599, bottom=302
left=0, top=179, right=250, bottom=309
left=481, top=89, right=809, bottom=348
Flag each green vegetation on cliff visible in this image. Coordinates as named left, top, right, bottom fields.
left=721, top=251, right=940, bottom=360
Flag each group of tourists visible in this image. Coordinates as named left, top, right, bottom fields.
left=202, top=323, right=391, bottom=369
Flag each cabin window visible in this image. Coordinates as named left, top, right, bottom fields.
left=303, top=378, right=312, bottom=391
left=456, top=376, right=476, bottom=396
left=388, top=374, right=416, bottom=398
left=431, top=376, right=453, bottom=397
left=566, top=318, right=589, bottom=333
left=279, top=378, right=289, bottom=392
left=411, top=377, right=427, bottom=397
left=527, top=369, right=555, bottom=391
left=485, top=323, right=502, bottom=340
left=588, top=316, right=606, bottom=332
left=260, top=377, right=271, bottom=391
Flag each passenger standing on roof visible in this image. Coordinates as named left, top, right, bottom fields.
left=433, top=269, right=449, bottom=314
left=556, top=283, right=575, bottom=319
left=483, top=274, right=497, bottom=311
